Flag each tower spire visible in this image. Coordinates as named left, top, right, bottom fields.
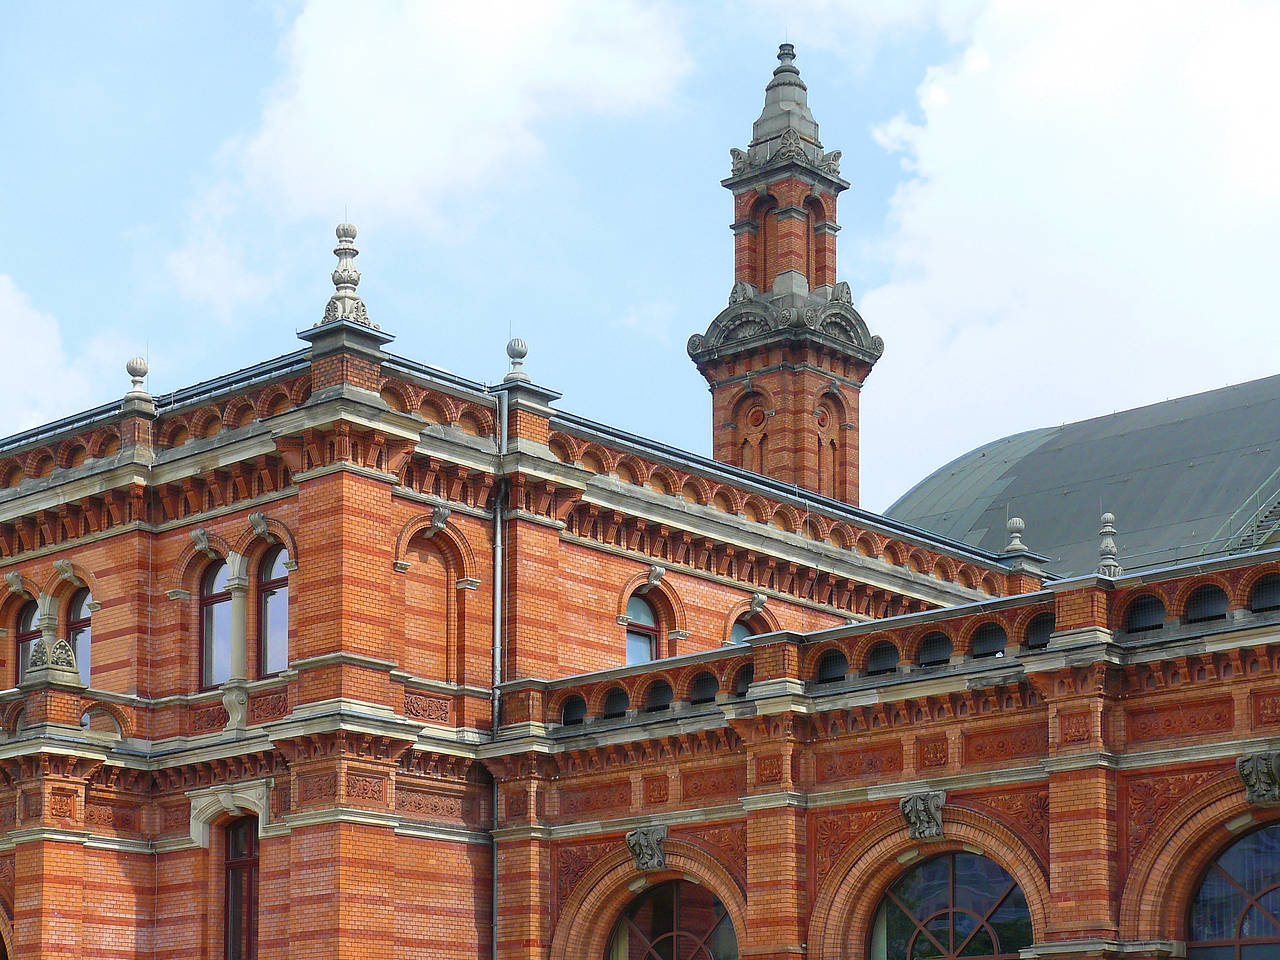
left=318, top=222, right=377, bottom=329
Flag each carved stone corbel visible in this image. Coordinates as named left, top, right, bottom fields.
left=900, top=790, right=946, bottom=840
left=625, top=825, right=667, bottom=872
left=637, top=565, right=665, bottom=594
left=191, top=528, right=218, bottom=559
left=248, top=511, right=277, bottom=543
left=1237, top=752, right=1280, bottom=806
left=4, top=571, right=22, bottom=594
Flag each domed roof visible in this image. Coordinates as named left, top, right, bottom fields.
left=886, top=374, right=1280, bottom=577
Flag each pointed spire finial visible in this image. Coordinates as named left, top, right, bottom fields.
left=776, top=42, right=798, bottom=73
left=317, top=222, right=378, bottom=329
left=1096, top=512, right=1123, bottom=577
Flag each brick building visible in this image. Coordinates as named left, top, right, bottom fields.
left=0, top=44, right=1277, bottom=960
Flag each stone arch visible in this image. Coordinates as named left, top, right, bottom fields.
left=956, top=614, right=1011, bottom=657
left=37, top=559, right=102, bottom=615
left=168, top=529, right=236, bottom=596
left=549, top=838, right=747, bottom=960
left=616, top=568, right=688, bottom=636
left=1168, top=573, right=1236, bottom=617
left=723, top=596, right=780, bottom=645
left=849, top=633, right=901, bottom=673
left=1234, top=562, right=1280, bottom=608
left=1118, top=767, right=1280, bottom=941
left=392, top=513, right=478, bottom=583
left=809, top=805, right=1050, bottom=960
left=79, top=699, right=134, bottom=739
left=186, top=778, right=274, bottom=849
left=228, top=513, right=300, bottom=567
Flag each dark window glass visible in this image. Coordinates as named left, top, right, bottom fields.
left=1125, top=594, right=1166, bottom=633
left=732, top=664, right=754, bottom=698
left=605, top=879, right=739, bottom=960
left=201, top=561, right=232, bottom=688
left=689, top=672, right=719, bottom=705
left=1185, top=585, right=1229, bottom=624
left=560, top=695, right=586, bottom=726
left=67, top=588, right=92, bottom=687
left=730, top=619, right=754, bottom=645
left=225, top=816, right=258, bottom=960
left=867, top=641, right=899, bottom=676
left=626, top=595, right=659, bottom=666
left=15, top=600, right=39, bottom=685
left=868, top=852, right=1033, bottom=960
left=971, top=623, right=1008, bottom=659
left=1024, top=612, right=1054, bottom=650
left=1188, top=823, right=1280, bottom=959
left=1249, top=574, right=1280, bottom=613
left=602, top=687, right=630, bottom=719
left=816, top=649, right=849, bottom=683
left=918, top=632, right=953, bottom=668
left=644, top=680, right=673, bottom=713
left=259, top=547, right=290, bottom=676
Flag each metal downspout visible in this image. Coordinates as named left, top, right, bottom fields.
left=490, top=385, right=509, bottom=960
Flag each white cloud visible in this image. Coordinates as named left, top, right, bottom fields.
left=165, top=229, right=275, bottom=319
left=850, top=1, right=1280, bottom=510
left=0, top=276, right=94, bottom=433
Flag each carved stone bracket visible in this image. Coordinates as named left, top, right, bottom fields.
left=1237, top=751, right=1280, bottom=806
left=900, top=790, right=946, bottom=840
left=625, top=825, right=667, bottom=872
left=191, top=528, right=218, bottom=559
left=4, top=571, right=22, bottom=594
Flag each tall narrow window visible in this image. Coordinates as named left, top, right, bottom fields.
left=67, top=588, right=92, bottom=687
left=15, top=600, right=38, bottom=685
left=258, top=547, right=290, bottom=677
left=626, top=595, right=659, bottom=666
left=224, top=816, right=258, bottom=960
left=201, top=561, right=232, bottom=688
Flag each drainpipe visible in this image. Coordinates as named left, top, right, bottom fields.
left=490, top=383, right=509, bottom=960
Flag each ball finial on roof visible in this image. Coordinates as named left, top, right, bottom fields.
left=124, top=356, right=151, bottom=402
left=336, top=222, right=357, bottom=241
left=1005, top=516, right=1028, bottom=554
left=505, top=338, right=530, bottom=382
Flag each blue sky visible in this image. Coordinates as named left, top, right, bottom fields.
left=3, top=1, right=1279, bottom=514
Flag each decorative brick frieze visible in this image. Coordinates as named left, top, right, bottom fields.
left=1126, top=698, right=1234, bottom=744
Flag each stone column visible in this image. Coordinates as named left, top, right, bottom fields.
left=222, top=551, right=251, bottom=729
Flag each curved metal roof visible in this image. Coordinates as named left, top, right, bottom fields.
left=886, top=375, right=1280, bottom=577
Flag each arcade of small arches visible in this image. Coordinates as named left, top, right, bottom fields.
left=555, top=813, right=1280, bottom=959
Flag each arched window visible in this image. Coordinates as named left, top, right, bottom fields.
left=1125, top=594, right=1166, bottom=634
left=560, top=695, right=586, bottom=727
left=258, top=547, right=290, bottom=676
left=1024, top=612, right=1054, bottom=650
left=602, top=687, right=630, bottom=720
left=971, top=623, right=1008, bottom=659
left=644, top=680, right=674, bottom=713
left=201, top=561, right=233, bottom=688
left=1187, top=821, right=1280, bottom=958
left=869, top=852, right=1033, bottom=960
left=626, top=595, right=659, bottom=666
left=689, top=671, right=719, bottom=705
left=1249, top=574, right=1280, bottom=613
left=816, top=649, right=849, bottom=684
left=732, top=664, right=754, bottom=698
left=67, top=588, right=92, bottom=687
left=731, top=612, right=769, bottom=644
left=225, top=816, right=258, bottom=960
left=1184, top=584, right=1229, bottom=624
left=918, top=632, right=953, bottom=668
left=606, top=879, right=738, bottom=960
left=867, top=641, right=900, bottom=676
left=15, top=600, right=38, bottom=685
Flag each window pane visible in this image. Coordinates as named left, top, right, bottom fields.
left=261, top=584, right=289, bottom=675
left=627, top=630, right=654, bottom=665
left=17, top=637, right=31, bottom=684
left=262, top=548, right=290, bottom=582
left=203, top=598, right=232, bottom=687
left=627, top=595, right=657, bottom=627
left=71, top=623, right=91, bottom=686
left=17, top=603, right=37, bottom=634
left=204, top=561, right=230, bottom=596
left=730, top=621, right=752, bottom=644
left=69, top=589, right=91, bottom=622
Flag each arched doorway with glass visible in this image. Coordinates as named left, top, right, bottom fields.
left=1186, top=820, right=1280, bottom=958
left=605, top=879, right=739, bottom=960
left=868, top=852, right=1033, bottom=959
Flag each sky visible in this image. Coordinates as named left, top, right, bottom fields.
left=2, top=0, right=1278, bottom=513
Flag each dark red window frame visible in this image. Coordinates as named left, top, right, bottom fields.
left=14, top=599, right=39, bottom=685
left=224, top=816, right=258, bottom=960
left=200, top=561, right=232, bottom=690
left=257, top=547, right=289, bottom=678
left=67, top=587, right=92, bottom=687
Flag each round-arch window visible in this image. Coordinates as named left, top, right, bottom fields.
left=816, top=649, right=848, bottom=684
left=68, top=588, right=93, bottom=687
left=1024, top=612, right=1054, bottom=650
left=867, top=641, right=899, bottom=676
left=605, top=879, right=738, bottom=960
left=626, top=595, right=659, bottom=666
left=602, top=687, right=630, bottom=720
left=869, top=852, right=1033, bottom=960
left=732, top=664, right=754, bottom=698
left=971, top=623, right=1008, bottom=659
left=918, top=632, right=953, bottom=668
left=644, top=680, right=674, bottom=713
left=1249, top=574, right=1280, bottom=613
left=1125, top=595, right=1166, bottom=633
left=730, top=616, right=760, bottom=645
left=1187, top=821, right=1280, bottom=958
left=201, top=560, right=233, bottom=688
left=689, top=672, right=719, bottom=705
left=560, top=695, right=586, bottom=727
left=259, top=546, right=290, bottom=676
left=15, top=599, right=39, bottom=685
left=1184, top=584, right=1229, bottom=624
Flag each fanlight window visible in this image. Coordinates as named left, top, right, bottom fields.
left=67, top=588, right=93, bottom=687
left=918, top=632, right=953, bottom=668
left=869, top=852, right=1033, bottom=960
left=15, top=600, right=39, bottom=685
left=1184, top=584, right=1229, bottom=624
left=1187, top=822, right=1280, bottom=958
left=971, top=623, right=1007, bottom=659
left=626, top=595, right=659, bottom=666
left=1124, top=595, right=1166, bottom=634
left=605, top=880, right=738, bottom=960
left=867, top=641, right=899, bottom=677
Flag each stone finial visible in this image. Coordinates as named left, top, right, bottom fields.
left=1096, top=512, right=1123, bottom=578
left=625, top=825, right=667, bottom=872
left=505, top=338, right=530, bottom=383
left=124, top=357, right=150, bottom=400
left=317, top=222, right=377, bottom=329
left=1005, top=516, right=1028, bottom=555
left=1237, top=752, right=1280, bottom=806
left=900, top=790, right=946, bottom=840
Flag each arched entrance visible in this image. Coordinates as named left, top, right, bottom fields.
left=867, top=852, right=1033, bottom=959
left=1187, top=821, right=1280, bottom=958
left=605, top=879, right=738, bottom=959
